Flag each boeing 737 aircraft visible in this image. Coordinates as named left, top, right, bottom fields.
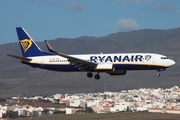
left=7, top=27, right=175, bottom=80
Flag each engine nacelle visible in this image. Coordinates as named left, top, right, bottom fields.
left=107, top=70, right=127, bottom=75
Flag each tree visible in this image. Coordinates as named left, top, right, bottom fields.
left=85, top=107, right=94, bottom=113
left=3, top=111, right=18, bottom=119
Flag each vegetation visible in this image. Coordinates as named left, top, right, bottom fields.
left=0, top=98, right=6, bottom=102
left=3, top=110, right=18, bottom=119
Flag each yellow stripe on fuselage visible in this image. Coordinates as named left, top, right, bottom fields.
left=111, top=62, right=169, bottom=68
left=26, top=61, right=169, bottom=68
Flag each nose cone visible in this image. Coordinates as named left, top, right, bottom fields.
left=168, top=59, right=175, bottom=66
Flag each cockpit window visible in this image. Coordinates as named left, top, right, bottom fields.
left=161, top=57, right=168, bottom=59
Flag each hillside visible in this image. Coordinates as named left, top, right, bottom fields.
left=0, top=27, right=179, bottom=98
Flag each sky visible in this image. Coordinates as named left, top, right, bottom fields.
left=0, top=0, right=180, bottom=44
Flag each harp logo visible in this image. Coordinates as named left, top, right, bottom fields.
left=20, top=39, right=33, bottom=53
left=145, top=55, right=151, bottom=61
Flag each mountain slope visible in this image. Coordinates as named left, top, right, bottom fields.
left=0, top=27, right=179, bottom=98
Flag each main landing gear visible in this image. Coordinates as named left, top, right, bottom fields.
left=87, top=72, right=100, bottom=80
left=87, top=72, right=93, bottom=78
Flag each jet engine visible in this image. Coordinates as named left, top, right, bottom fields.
left=107, top=70, right=127, bottom=75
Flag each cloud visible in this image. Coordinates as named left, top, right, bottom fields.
left=65, top=2, right=85, bottom=12
left=28, top=0, right=62, bottom=8
left=155, top=3, right=174, bottom=12
left=118, top=0, right=152, bottom=4
left=114, top=18, right=140, bottom=31
left=28, top=0, right=85, bottom=12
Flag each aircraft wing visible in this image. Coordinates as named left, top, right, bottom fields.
left=45, top=41, right=98, bottom=70
left=6, top=54, right=32, bottom=62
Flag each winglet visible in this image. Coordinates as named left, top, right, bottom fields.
left=44, top=40, right=55, bottom=53
left=44, top=41, right=68, bottom=57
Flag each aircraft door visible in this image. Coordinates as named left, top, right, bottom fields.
left=152, top=56, right=156, bottom=63
left=41, top=58, right=44, bottom=67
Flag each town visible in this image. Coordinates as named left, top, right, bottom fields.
left=0, top=86, right=180, bottom=119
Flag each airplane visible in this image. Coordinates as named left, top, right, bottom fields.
left=7, top=27, right=175, bottom=80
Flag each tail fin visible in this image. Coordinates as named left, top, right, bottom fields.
left=16, top=27, right=51, bottom=57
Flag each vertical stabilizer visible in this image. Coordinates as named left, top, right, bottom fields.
left=16, top=27, right=51, bottom=57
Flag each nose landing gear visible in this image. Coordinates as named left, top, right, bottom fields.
left=156, top=73, right=160, bottom=77
left=156, top=68, right=166, bottom=77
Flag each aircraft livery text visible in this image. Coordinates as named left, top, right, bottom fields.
left=90, top=55, right=152, bottom=63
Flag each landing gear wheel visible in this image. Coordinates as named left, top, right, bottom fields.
left=156, top=73, right=160, bottom=77
left=87, top=72, right=93, bottom=78
left=94, top=74, right=100, bottom=80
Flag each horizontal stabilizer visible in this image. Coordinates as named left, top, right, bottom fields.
left=6, top=54, right=32, bottom=62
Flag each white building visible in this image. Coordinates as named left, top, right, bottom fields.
left=111, top=103, right=128, bottom=112
left=66, top=108, right=76, bottom=114
left=87, top=100, right=101, bottom=107
left=70, top=99, right=86, bottom=107
left=54, top=94, right=62, bottom=100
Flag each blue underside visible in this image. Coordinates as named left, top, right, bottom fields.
left=23, top=62, right=167, bottom=72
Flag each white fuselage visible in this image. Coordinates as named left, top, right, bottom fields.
left=26, top=53, right=175, bottom=72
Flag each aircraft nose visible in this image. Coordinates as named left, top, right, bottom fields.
left=168, top=59, right=175, bottom=66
